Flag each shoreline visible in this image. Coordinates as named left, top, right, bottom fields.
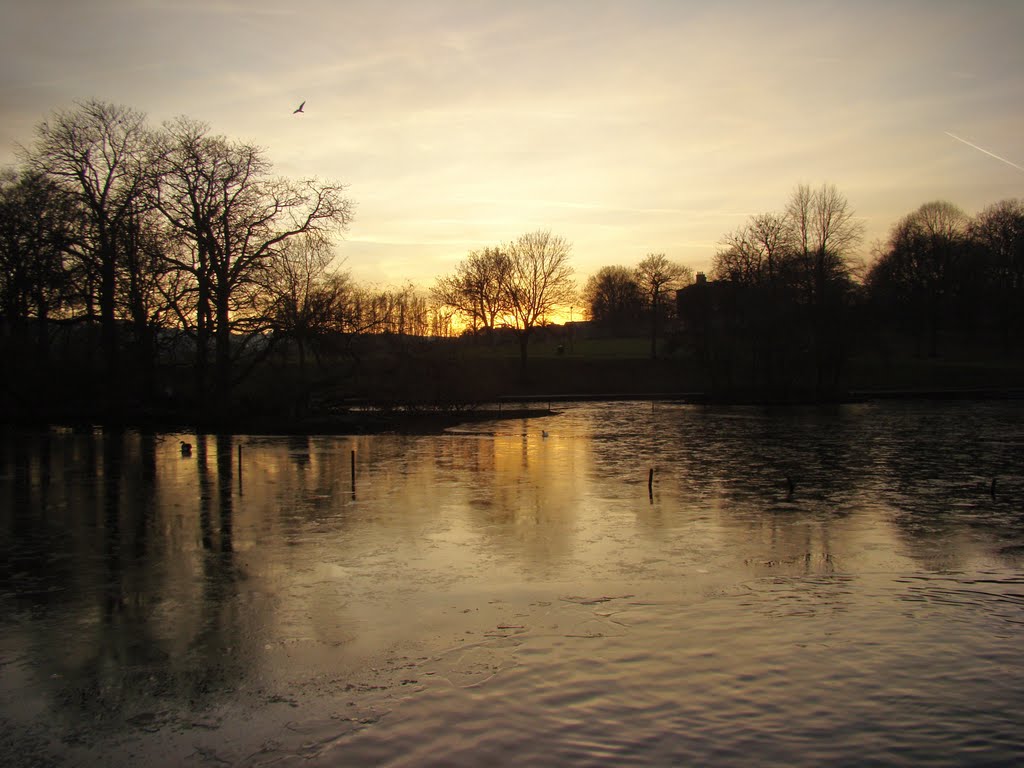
left=1, top=406, right=561, bottom=437
left=4, top=387, right=1024, bottom=436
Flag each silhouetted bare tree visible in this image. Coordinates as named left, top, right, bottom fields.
left=868, top=200, right=969, bottom=356
left=114, top=199, right=175, bottom=397
left=582, top=265, right=644, bottom=334
left=22, top=100, right=153, bottom=387
left=364, top=283, right=430, bottom=337
left=635, top=253, right=692, bottom=359
left=714, top=212, right=794, bottom=286
left=970, top=198, right=1024, bottom=349
left=785, top=184, right=863, bottom=391
left=153, top=118, right=354, bottom=404
left=711, top=212, right=801, bottom=392
left=681, top=185, right=863, bottom=398
left=786, top=183, right=863, bottom=303
left=432, top=247, right=511, bottom=338
left=260, top=237, right=339, bottom=371
left=503, top=230, right=575, bottom=375
left=0, top=168, right=77, bottom=365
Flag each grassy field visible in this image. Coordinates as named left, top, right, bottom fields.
left=11, top=330, right=1023, bottom=433
left=268, top=332, right=1024, bottom=409
left=454, top=335, right=653, bottom=361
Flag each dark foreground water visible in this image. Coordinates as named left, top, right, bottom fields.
left=2, top=401, right=1024, bottom=767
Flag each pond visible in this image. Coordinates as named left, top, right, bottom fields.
left=2, top=401, right=1024, bottom=766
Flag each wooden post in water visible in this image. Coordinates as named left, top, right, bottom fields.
left=237, top=444, right=243, bottom=494
left=648, top=468, right=654, bottom=499
left=351, top=449, right=356, bottom=495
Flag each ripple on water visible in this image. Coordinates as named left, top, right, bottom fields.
left=300, top=574, right=1024, bottom=767
left=3, top=404, right=1024, bottom=766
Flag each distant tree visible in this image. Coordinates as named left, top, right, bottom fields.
left=683, top=184, right=863, bottom=398
left=970, top=198, right=1024, bottom=349
left=503, top=230, right=575, bottom=375
left=367, top=283, right=430, bottom=337
left=114, top=199, right=176, bottom=396
left=785, top=184, right=863, bottom=391
left=22, top=100, right=153, bottom=386
left=635, top=253, right=693, bottom=359
left=582, top=265, right=644, bottom=333
left=868, top=200, right=969, bottom=356
left=428, top=295, right=458, bottom=338
left=0, top=168, right=77, bottom=363
left=432, top=247, right=510, bottom=338
left=153, top=117, right=354, bottom=404
left=260, top=237, right=341, bottom=373
left=711, top=212, right=802, bottom=392
left=786, top=183, right=863, bottom=304
left=713, top=212, right=794, bottom=286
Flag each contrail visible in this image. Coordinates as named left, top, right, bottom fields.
left=945, top=131, right=1024, bottom=173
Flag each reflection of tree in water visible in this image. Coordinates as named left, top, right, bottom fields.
left=464, top=428, right=584, bottom=568
left=250, top=435, right=353, bottom=547
left=617, top=401, right=1024, bottom=571
left=3, top=405, right=1023, bottom=758
left=867, top=402, right=1024, bottom=569
left=288, top=434, right=312, bottom=469
left=185, top=433, right=244, bottom=705
left=325, top=431, right=583, bottom=570
left=577, top=402, right=1024, bottom=573
left=1, top=431, right=77, bottom=606
left=668, top=406, right=860, bottom=574
left=0, top=430, right=159, bottom=737
left=582, top=403, right=868, bottom=507
left=0, top=429, right=254, bottom=745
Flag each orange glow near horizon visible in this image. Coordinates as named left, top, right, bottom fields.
left=441, top=305, right=582, bottom=336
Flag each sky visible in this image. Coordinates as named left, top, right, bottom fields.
left=1, top=0, right=1022, bottom=289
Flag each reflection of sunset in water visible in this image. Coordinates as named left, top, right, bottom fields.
left=3, top=401, right=1024, bottom=765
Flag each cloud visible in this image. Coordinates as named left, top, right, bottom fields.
left=3, top=1, right=1023, bottom=284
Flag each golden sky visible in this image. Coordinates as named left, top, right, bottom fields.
left=2, top=0, right=1022, bottom=287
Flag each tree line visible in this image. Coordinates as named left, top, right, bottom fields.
left=2, top=102, right=604, bottom=421
left=3, top=100, right=1022, bottom=417
left=676, top=185, right=1024, bottom=399
left=865, top=198, right=1024, bottom=358
left=0, top=101, right=484, bottom=418
left=431, top=231, right=576, bottom=373
left=433, top=243, right=695, bottom=364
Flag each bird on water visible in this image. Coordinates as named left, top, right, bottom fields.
left=180, top=441, right=192, bottom=457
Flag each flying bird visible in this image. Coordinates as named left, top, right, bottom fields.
left=293, top=101, right=306, bottom=114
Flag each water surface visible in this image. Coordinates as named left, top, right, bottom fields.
left=2, top=401, right=1024, bottom=766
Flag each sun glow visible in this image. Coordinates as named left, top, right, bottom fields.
left=2, top=2, right=1022, bottom=292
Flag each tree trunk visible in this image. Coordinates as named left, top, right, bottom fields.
left=195, top=281, right=210, bottom=402
left=215, top=287, right=232, bottom=406
left=34, top=297, right=49, bottom=368
left=100, top=251, right=119, bottom=390
left=518, top=330, right=530, bottom=379
left=649, top=294, right=660, bottom=360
